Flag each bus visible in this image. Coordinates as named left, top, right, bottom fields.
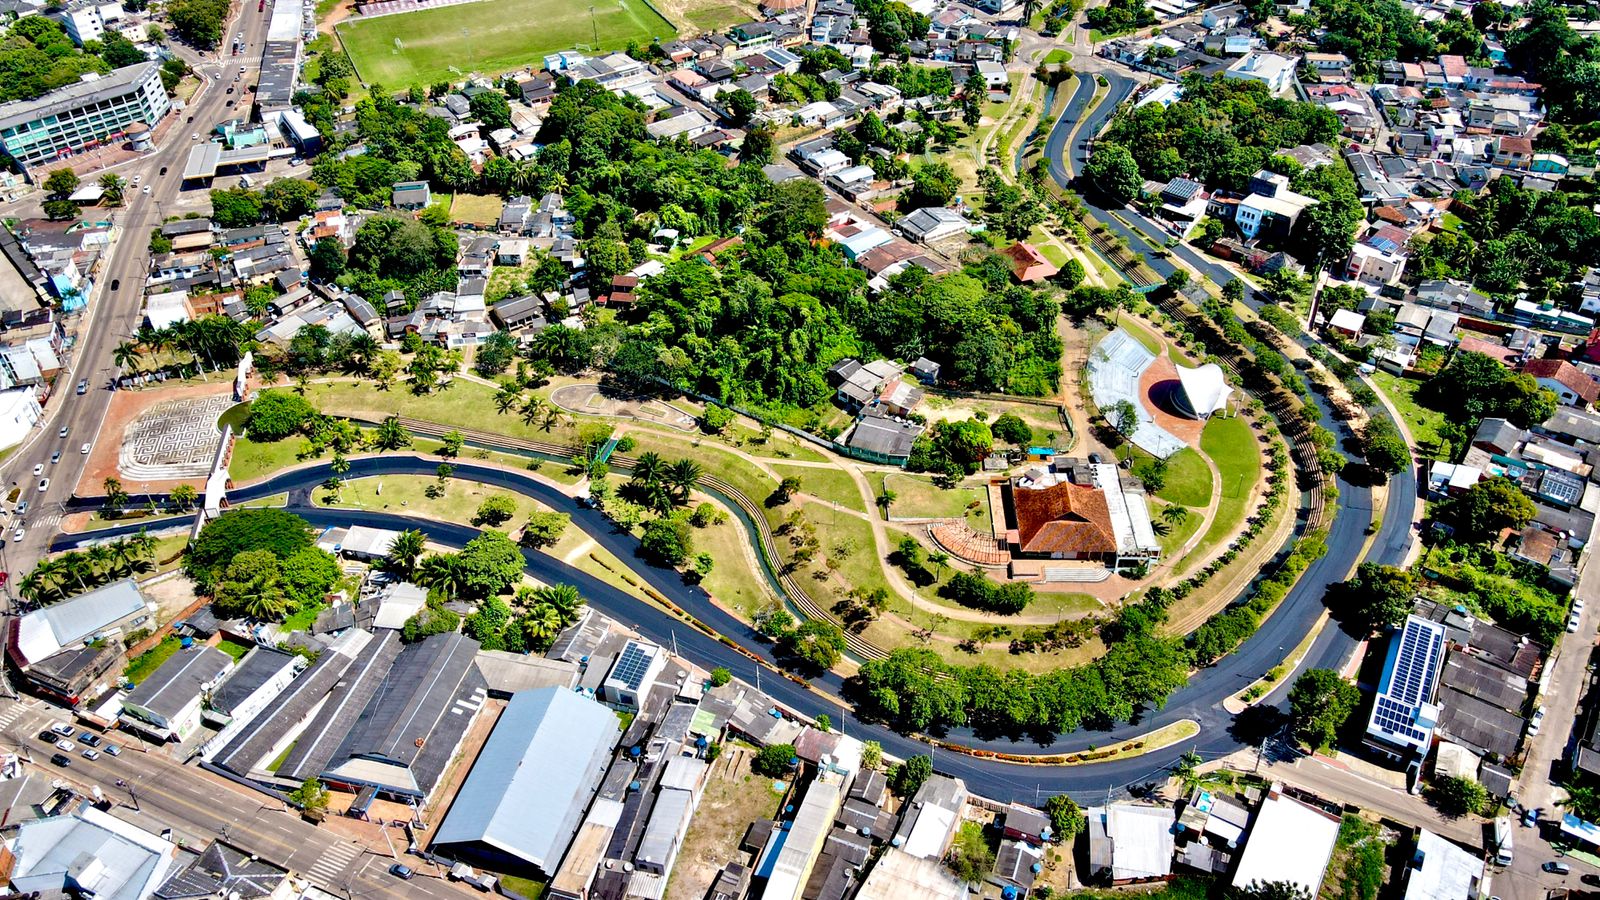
left=1492, top=816, right=1514, bottom=865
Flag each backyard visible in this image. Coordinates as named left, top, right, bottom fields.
left=336, top=0, right=675, bottom=87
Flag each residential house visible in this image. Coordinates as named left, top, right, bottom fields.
left=1522, top=358, right=1600, bottom=409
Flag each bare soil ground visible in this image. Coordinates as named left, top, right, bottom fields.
left=664, top=744, right=787, bottom=900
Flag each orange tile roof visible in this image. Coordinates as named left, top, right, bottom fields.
left=1012, top=481, right=1116, bottom=556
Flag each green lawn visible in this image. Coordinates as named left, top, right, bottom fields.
left=698, top=515, right=779, bottom=618
left=336, top=0, right=675, bottom=87
left=1369, top=369, right=1445, bottom=455
left=1044, top=48, right=1074, bottom=64
left=1190, top=415, right=1262, bottom=559
left=123, top=635, right=181, bottom=685
left=306, top=379, right=586, bottom=448
left=218, top=638, right=253, bottom=662
left=314, top=473, right=545, bottom=526
left=230, top=435, right=304, bottom=483
left=1154, top=499, right=1204, bottom=555
left=1154, top=448, right=1213, bottom=508
left=266, top=741, right=295, bottom=773
left=771, top=463, right=864, bottom=513
left=281, top=600, right=328, bottom=635
left=1117, top=316, right=1163, bottom=355
left=874, top=472, right=987, bottom=524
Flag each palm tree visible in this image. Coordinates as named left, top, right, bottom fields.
left=513, top=584, right=537, bottom=608
left=520, top=603, right=565, bottom=649
left=348, top=333, right=380, bottom=374
left=537, top=406, right=566, bottom=433
left=665, top=459, right=703, bottom=505
left=86, top=543, right=115, bottom=581
left=494, top=382, right=521, bottom=414
left=171, top=483, right=198, bottom=511
left=533, top=583, right=586, bottom=628
left=372, top=416, right=410, bottom=451
left=384, top=530, right=426, bottom=576
left=416, top=554, right=463, bottom=600
left=521, top=395, right=549, bottom=427
left=102, top=478, right=128, bottom=511
left=19, top=559, right=60, bottom=603
left=630, top=452, right=666, bottom=489
left=330, top=453, right=350, bottom=476
left=113, top=341, right=142, bottom=372
left=59, top=554, right=92, bottom=592
left=1161, top=505, right=1189, bottom=527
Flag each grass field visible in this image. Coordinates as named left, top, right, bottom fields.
left=1369, top=369, right=1445, bottom=455
left=1188, top=415, right=1262, bottom=562
left=771, top=463, right=864, bottom=513
left=336, top=0, right=676, bottom=87
left=450, top=193, right=503, bottom=228
left=1153, top=447, right=1212, bottom=508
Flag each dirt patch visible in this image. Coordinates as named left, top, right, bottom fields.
left=141, top=574, right=199, bottom=629
left=664, top=745, right=787, bottom=900
left=319, top=0, right=356, bottom=33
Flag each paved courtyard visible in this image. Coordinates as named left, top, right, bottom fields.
left=117, top=393, right=236, bottom=480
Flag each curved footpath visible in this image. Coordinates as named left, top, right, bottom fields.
left=56, top=417, right=1415, bottom=801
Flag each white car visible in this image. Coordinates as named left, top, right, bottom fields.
left=1568, top=615, right=1582, bottom=634
left=11, top=527, right=21, bottom=543
left=131, top=173, right=140, bottom=183
left=36, top=478, right=48, bottom=492
left=142, top=185, right=151, bottom=195
left=1530, top=705, right=1546, bottom=736
left=80, top=442, right=90, bottom=454
left=49, top=723, right=73, bottom=737
left=1575, top=599, right=1586, bottom=615
left=31, top=463, right=41, bottom=476
left=81, top=748, right=99, bottom=761
left=53, top=739, right=74, bottom=752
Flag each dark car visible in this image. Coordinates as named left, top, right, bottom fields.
left=78, top=732, right=100, bottom=747
left=1582, top=873, right=1600, bottom=886
left=159, top=166, right=168, bottom=176
left=1088, top=452, right=1103, bottom=464
left=388, top=864, right=414, bottom=880
left=37, top=729, right=57, bottom=743
left=49, top=753, right=71, bottom=767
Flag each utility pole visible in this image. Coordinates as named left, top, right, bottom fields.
left=589, top=5, right=598, bottom=46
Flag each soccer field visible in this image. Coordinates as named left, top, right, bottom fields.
left=336, top=0, right=676, bottom=88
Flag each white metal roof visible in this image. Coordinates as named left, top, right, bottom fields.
left=1101, top=804, right=1175, bottom=882
left=1404, top=829, right=1482, bottom=900
left=14, top=579, right=147, bottom=665
left=1175, top=363, right=1233, bottom=418
left=1231, top=789, right=1340, bottom=895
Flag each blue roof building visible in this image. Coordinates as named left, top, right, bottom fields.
left=432, top=687, right=619, bottom=876
left=1364, top=614, right=1446, bottom=760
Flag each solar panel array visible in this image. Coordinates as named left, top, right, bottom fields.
left=611, top=642, right=654, bottom=691
left=1366, top=617, right=1445, bottom=748
left=1389, top=619, right=1444, bottom=706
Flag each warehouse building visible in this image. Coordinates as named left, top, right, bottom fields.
left=0, top=62, right=171, bottom=169
left=204, top=629, right=367, bottom=773
left=433, top=687, right=619, bottom=876
left=6, top=579, right=151, bottom=705
left=312, top=630, right=483, bottom=797
left=120, top=645, right=234, bottom=742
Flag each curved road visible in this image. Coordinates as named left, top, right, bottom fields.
left=55, top=436, right=1414, bottom=801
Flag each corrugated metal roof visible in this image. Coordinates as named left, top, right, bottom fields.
left=433, top=687, right=619, bottom=871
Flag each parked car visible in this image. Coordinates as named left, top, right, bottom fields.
left=53, top=739, right=74, bottom=752
left=81, top=748, right=99, bottom=761
left=78, top=733, right=100, bottom=747
left=1545, top=862, right=1572, bottom=875
left=49, top=753, right=70, bottom=767
left=1529, top=706, right=1546, bottom=736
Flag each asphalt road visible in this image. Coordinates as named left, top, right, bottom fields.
left=0, top=0, right=275, bottom=584
left=0, top=697, right=470, bottom=898
left=56, top=443, right=1413, bottom=801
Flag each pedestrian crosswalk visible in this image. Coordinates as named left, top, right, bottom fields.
left=0, top=702, right=26, bottom=733
left=306, top=841, right=362, bottom=886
